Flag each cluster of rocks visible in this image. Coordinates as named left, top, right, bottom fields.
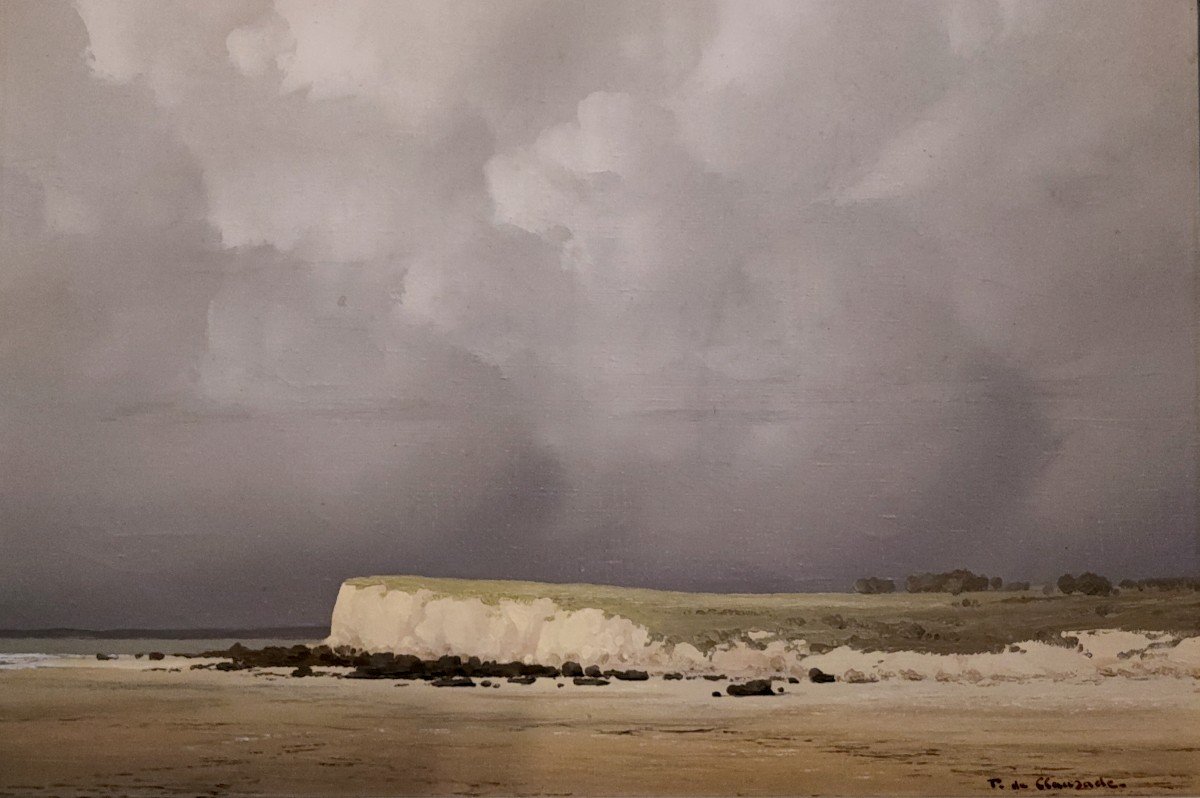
left=181, top=645, right=656, bottom=685
left=95, top=651, right=167, bottom=661
left=174, top=644, right=888, bottom=692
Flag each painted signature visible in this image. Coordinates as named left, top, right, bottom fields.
left=987, top=777, right=1128, bottom=791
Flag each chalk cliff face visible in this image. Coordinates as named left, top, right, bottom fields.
left=326, top=579, right=1200, bottom=681
left=327, top=582, right=677, bottom=667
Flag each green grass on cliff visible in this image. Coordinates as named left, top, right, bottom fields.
left=343, top=575, right=1200, bottom=656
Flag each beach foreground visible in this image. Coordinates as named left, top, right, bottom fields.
left=1, top=664, right=1197, bottom=797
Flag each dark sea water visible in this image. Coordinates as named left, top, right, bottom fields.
left=0, top=637, right=324, bottom=669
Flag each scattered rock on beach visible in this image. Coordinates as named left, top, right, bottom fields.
left=291, top=664, right=313, bottom=678
left=573, top=677, right=610, bottom=686
left=726, top=680, right=775, bottom=697
left=787, top=676, right=800, bottom=684
left=95, top=653, right=116, bottom=661
left=808, top=667, right=836, bottom=684
left=663, top=672, right=683, bottom=681
left=711, top=691, right=722, bottom=697
left=561, top=661, right=584, bottom=678
left=148, top=652, right=166, bottom=661
left=431, top=677, right=475, bottom=687
left=843, top=669, right=878, bottom=684
left=702, top=674, right=727, bottom=681
left=506, top=675, right=537, bottom=685
left=584, top=665, right=603, bottom=678
left=607, top=669, right=649, bottom=681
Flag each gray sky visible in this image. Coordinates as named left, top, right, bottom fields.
left=1, top=0, right=1196, bottom=628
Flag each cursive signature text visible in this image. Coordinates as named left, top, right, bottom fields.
left=987, top=777, right=1128, bottom=791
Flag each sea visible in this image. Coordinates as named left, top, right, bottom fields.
left=0, top=630, right=327, bottom=668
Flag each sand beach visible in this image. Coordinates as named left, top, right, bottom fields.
left=1, top=660, right=1197, bottom=797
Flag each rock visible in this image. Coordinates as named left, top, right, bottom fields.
left=433, top=655, right=464, bottom=676
left=349, top=653, right=425, bottom=679
left=148, top=652, right=166, bottom=661
left=557, top=683, right=564, bottom=688
left=898, top=669, right=925, bottom=681
left=572, top=677, right=610, bottom=686
left=95, top=653, right=116, bottom=661
left=726, top=680, right=775, bottom=697
left=776, top=686, right=785, bottom=694
left=492, top=683, right=500, bottom=689
left=808, top=667, right=836, bottom=684
left=430, top=677, right=475, bottom=687
left=561, top=661, right=584, bottom=678
left=134, top=653, right=144, bottom=659
left=522, top=663, right=561, bottom=678
left=291, top=664, right=313, bottom=678
left=787, top=676, right=800, bottom=684
left=663, top=672, right=684, bottom=680
left=608, top=669, right=649, bottom=681
left=506, top=675, right=537, bottom=685
left=701, top=674, right=726, bottom=681
left=843, top=669, right=878, bottom=684
left=583, top=665, right=603, bottom=678
left=480, top=679, right=492, bottom=687
left=711, top=691, right=722, bottom=697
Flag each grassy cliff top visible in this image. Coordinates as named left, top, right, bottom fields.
left=341, top=575, right=1200, bottom=655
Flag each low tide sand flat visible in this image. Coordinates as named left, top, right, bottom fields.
left=0, top=663, right=1197, bottom=796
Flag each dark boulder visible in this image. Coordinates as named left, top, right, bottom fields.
left=663, top=672, right=684, bottom=681
left=95, top=653, right=116, bottom=661
left=808, top=667, right=836, bottom=684
left=607, top=669, right=649, bottom=681
left=433, top=655, right=465, bottom=676
left=506, top=675, right=537, bottom=685
left=572, top=677, right=610, bottom=686
left=561, top=661, right=584, bottom=678
left=291, top=664, right=313, bottom=678
left=430, top=676, right=475, bottom=687
left=148, top=652, right=166, bottom=661
left=726, top=680, right=775, bottom=697
left=701, top=674, right=727, bottom=681
left=584, top=665, right=603, bottom=678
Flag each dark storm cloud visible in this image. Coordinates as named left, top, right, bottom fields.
left=0, top=0, right=1194, bottom=626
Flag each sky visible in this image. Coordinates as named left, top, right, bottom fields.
left=1, top=0, right=1196, bottom=628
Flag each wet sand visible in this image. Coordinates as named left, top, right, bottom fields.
left=1, top=665, right=1197, bottom=797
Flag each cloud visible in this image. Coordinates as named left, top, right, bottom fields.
left=0, top=0, right=1193, bottom=625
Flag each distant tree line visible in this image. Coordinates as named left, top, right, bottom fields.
left=853, top=569, right=1197, bottom=596
left=1055, top=573, right=1200, bottom=596
left=1117, top=576, right=1200, bottom=592
left=905, top=569, right=994, bottom=594
left=1056, top=572, right=1113, bottom=596
left=854, top=569, right=1016, bottom=595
